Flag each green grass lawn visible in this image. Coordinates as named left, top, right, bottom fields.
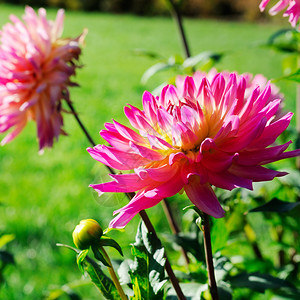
left=0, top=4, right=298, bottom=299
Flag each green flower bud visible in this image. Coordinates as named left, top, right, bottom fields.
left=72, top=219, right=103, bottom=250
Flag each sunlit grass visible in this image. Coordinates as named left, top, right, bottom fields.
left=0, top=4, right=297, bottom=299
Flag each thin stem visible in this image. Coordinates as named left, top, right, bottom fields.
left=68, top=104, right=186, bottom=299
left=66, top=100, right=115, bottom=174
left=66, top=100, right=97, bottom=147
left=202, top=213, right=219, bottom=300
left=161, top=199, right=190, bottom=266
left=296, top=84, right=300, bottom=169
left=101, top=247, right=128, bottom=300
left=139, top=210, right=186, bottom=300
left=168, top=0, right=191, bottom=58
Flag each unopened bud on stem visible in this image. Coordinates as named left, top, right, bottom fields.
left=72, top=219, right=103, bottom=250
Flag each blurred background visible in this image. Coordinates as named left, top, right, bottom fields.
left=0, top=0, right=287, bottom=21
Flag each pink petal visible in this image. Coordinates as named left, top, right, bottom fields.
left=237, top=141, right=292, bottom=165
left=129, top=141, right=165, bottom=161
left=113, top=120, right=146, bottom=144
left=259, top=0, right=271, bottom=11
left=211, top=73, right=225, bottom=105
left=208, top=170, right=253, bottom=190
left=90, top=173, right=154, bottom=195
left=248, top=112, right=293, bottom=148
left=87, top=145, right=151, bottom=170
left=184, top=177, right=225, bottom=218
left=109, top=192, right=162, bottom=228
left=229, top=164, right=287, bottom=181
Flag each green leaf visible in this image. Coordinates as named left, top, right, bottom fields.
left=77, top=250, right=89, bottom=274
left=0, top=234, right=15, bottom=248
left=129, top=222, right=167, bottom=299
left=282, top=55, right=298, bottom=76
left=91, top=246, right=111, bottom=267
left=163, top=232, right=204, bottom=261
left=229, top=272, right=295, bottom=293
left=267, top=28, right=300, bottom=53
left=141, top=62, right=173, bottom=84
left=118, top=259, right=133, bottom=285
left=248, top=198, right=300, bottom=213
left=182, top=51, right=223, bottom=69
left=103, top=228, right=125, bottom=235
left=98, top=236, right=123, bottom=257
left=166, top=282, right=206, bottom=299
left=78, top=252, right=121, bottom=299
left=274, top=68, right=300, bottom=83
left=211, top=218, right=229, bottom=253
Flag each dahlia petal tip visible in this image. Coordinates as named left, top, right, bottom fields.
left=259, top=0, right=300, bottom=28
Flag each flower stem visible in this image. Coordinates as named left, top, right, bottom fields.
left=101, top=247, right=128, bottom=300
left=168, top=0, right=191, bottom=59
left=68, top=103, right=186, bottom=299
left=66, top=100, right=97, bottom=147
left=66, top=100, right=115, bottom=174
left=202, top=213, right=219, bottom=300
left=296, top=84, right=300, bottom=169
left=161, top=199, right=190, bottom=266
left=139, top=210, right=186, bottom=300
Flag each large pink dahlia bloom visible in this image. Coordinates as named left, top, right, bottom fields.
left=260, top=0, right=300, bottom=28
left=0, top=6, right=85, bottom=150
left=88, top=71, right=300, bottom=228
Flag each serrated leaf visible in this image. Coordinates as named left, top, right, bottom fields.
left=129, top=222, right=167, bottom=299
left=166, top=282, right=206, bottom=299
left=98, top=236, right=123, bottom=257
left=131, top=277, right=142, bottom=300
left=229, top=272, right=295, bottom=293
left=248, top=198, right=300, bottom=213
left=118, top=259, right=133, bottom=285
left=79, top=253, right=121, bottom=299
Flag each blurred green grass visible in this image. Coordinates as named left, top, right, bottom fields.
left=0, top=4, right=297, bottom=299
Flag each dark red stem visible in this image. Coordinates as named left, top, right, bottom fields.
left=203, top=213, right=219, bottom=300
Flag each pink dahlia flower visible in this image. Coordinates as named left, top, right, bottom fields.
left=0, top=6, right=86, bottom=150
left=260, top=0, right=300, bottom=28
left=88, top=71, right=300, bottom=228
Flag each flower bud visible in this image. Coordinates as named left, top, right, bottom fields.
left=72, top=219, right=103, bottom=250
